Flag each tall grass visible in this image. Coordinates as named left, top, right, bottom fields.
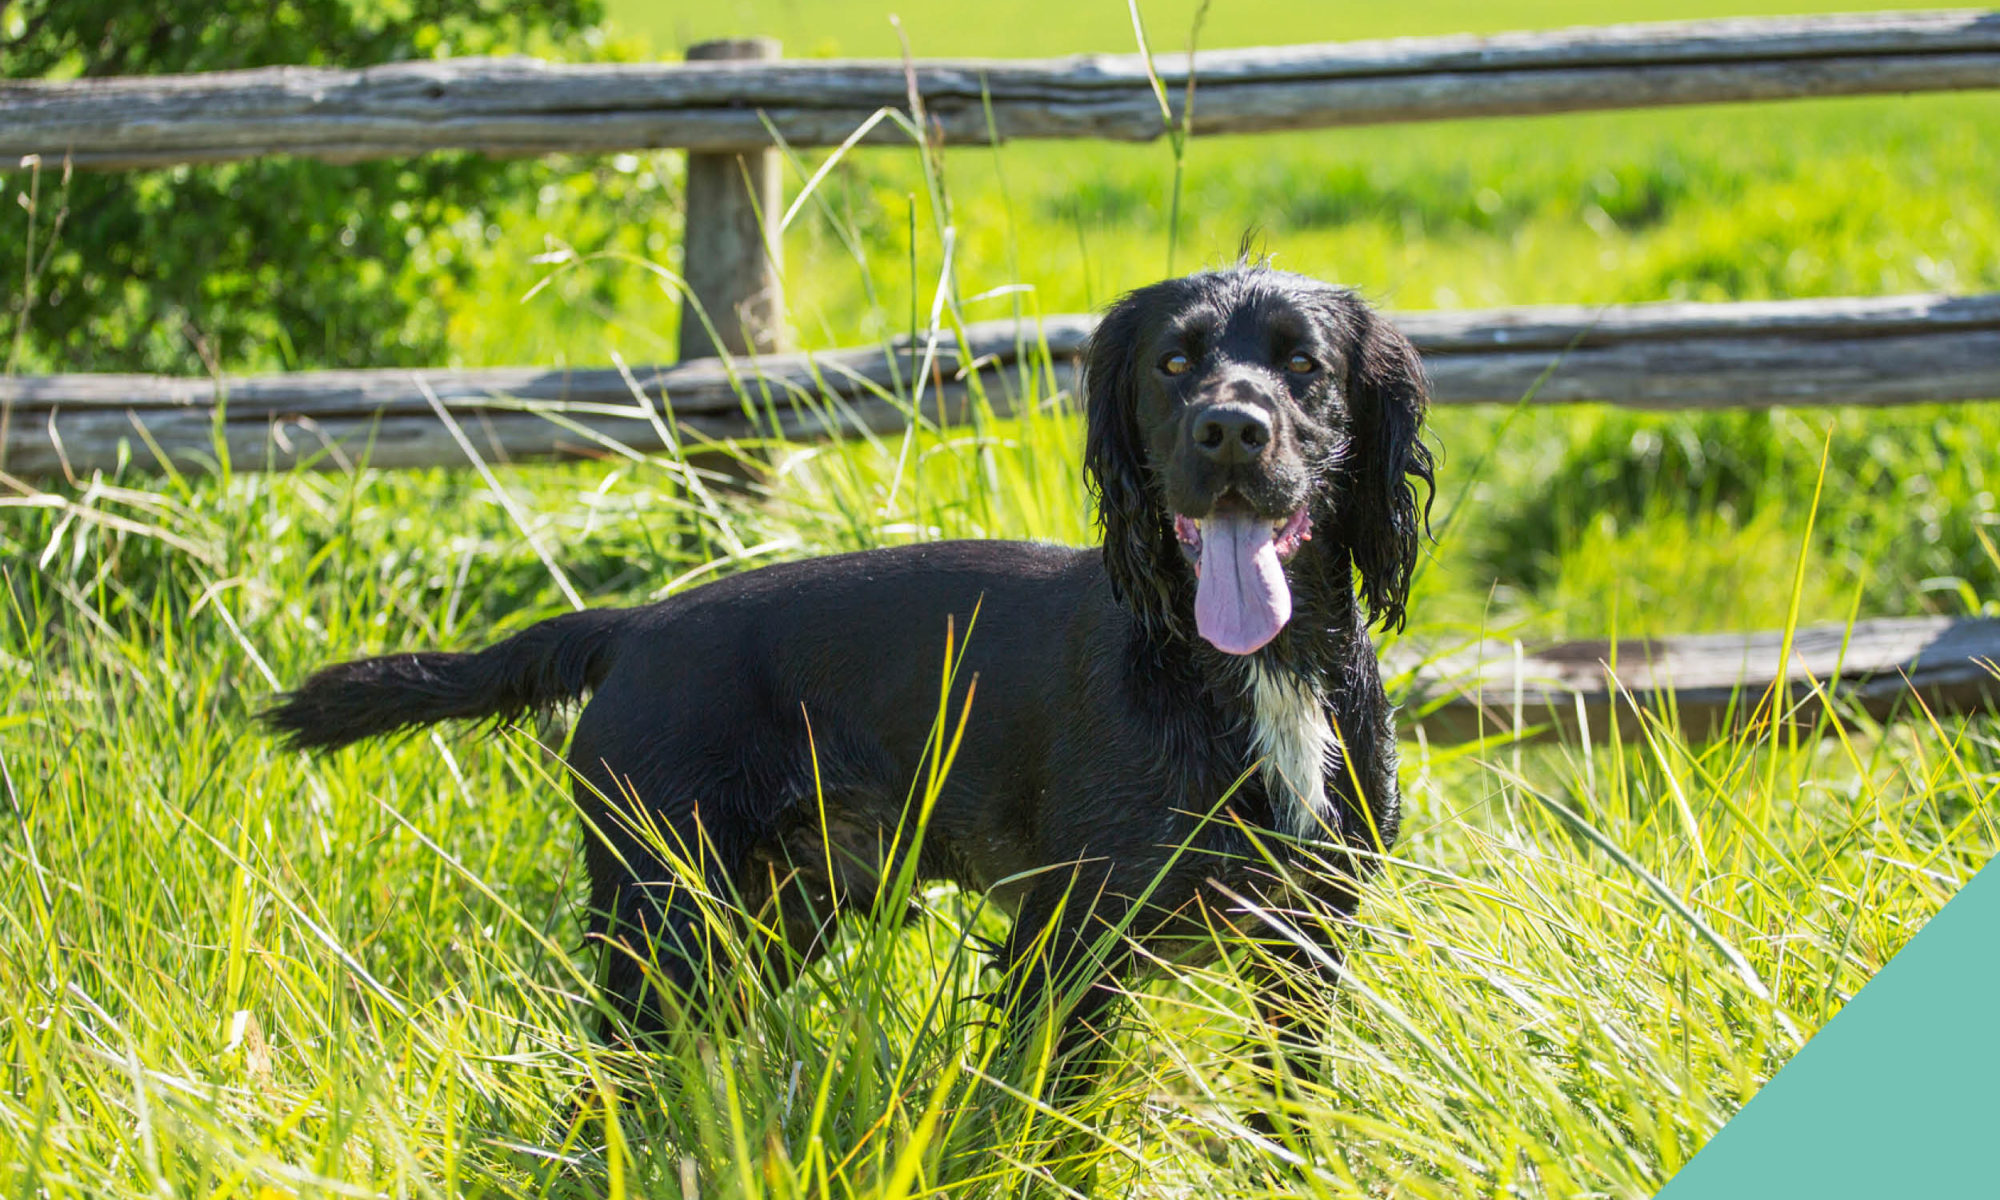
left=4, top=416, right=1995, bottom=1196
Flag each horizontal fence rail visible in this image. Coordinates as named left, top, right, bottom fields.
left=3, top=292, right=1996, bottom=478
left=4, top=11, right=1997, bottom=167
left=1393, top=615, right=2000, bottom=743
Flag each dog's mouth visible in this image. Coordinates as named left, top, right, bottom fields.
left=1172, top=506, right=1313, bottom=655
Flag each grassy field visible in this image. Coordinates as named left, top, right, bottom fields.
left=5, top=0, right=2000, bottom=1196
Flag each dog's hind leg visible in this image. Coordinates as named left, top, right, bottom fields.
left=570, top=765, right=759, bottom=1039
left=737, top=791, right=933, bottom=990
left=579, top=788, right=896, bottom=1034
left=584, top=859, right=727, bottom=1039
left=738, top=830, right=855, bottom=991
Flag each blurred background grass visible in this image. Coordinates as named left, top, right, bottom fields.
left=455, top=0, right=2000, bottom=368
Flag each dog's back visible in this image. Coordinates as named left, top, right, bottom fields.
left=267, top=538, right=1101, bottom=756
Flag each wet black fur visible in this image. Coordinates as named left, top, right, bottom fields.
left=265, top=265, right=1434, bottom=1095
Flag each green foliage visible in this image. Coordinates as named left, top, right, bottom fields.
left=0, top=0, right=606, bottom=374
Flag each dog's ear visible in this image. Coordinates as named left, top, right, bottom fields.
left=1343, top=306, right=1436, bottom=632
left=1083, top=291, right=1181, bottom=638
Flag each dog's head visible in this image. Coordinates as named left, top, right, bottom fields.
left=1083, top=266, right=1434, bottom=653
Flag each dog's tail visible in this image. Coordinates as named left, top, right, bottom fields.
left=263, top=609, right=624, bottom=753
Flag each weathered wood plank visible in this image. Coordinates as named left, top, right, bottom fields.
left=0, top=318, right=1078, bottom=416
left=1390, top=292, right=2000, bottom=350
left=3, top=293, right=1997, bottom=477
left=4, top=12, right=1996, bottom=166
left=1393, top=616, right=2000, bottom=743
left=677, top=38, right=789, bottom=360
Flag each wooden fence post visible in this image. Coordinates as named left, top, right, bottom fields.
left=677, top=37, right=788, bottom=360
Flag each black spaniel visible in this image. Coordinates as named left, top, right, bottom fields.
left=267, top=264, right=1434, bottom=1096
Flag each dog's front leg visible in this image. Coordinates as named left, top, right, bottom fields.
left=987, top=884, right=1138, bottom=1105
left=1241, top=920, right=1348, bottom=1142
left=983, top=906, right=1136, bottom=1197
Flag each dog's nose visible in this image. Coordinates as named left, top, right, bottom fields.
left=1191, top=405, right=1272, bottom=464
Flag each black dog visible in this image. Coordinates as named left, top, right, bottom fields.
left=267, top=264, right=1433, bottom=1093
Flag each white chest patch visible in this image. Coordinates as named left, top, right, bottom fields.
left=1248, top=668, right=1340, bottom=841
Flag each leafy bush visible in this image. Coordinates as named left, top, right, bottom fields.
left=1, top=0, right=605, bottom=374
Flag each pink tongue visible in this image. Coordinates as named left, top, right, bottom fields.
left=1193, top=513, right=1291, bottom=655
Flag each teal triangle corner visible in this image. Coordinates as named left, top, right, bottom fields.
left=1657, top=855, right=2000, bottom=1197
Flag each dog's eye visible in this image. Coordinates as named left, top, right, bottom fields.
left=1285, top=352, right=1318, bottom=375
left=1159, top=352, right=1192, bottom=376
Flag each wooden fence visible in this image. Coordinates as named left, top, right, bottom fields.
left=7, top=293, right=1999, bottom=478
left=1397, top=616, right=2000, bottom=745
left=6, top=11, right=1997, bottom=164
left=4, top=9, right=1998, bottom=740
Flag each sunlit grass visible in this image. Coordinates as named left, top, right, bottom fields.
left=4, top=403, right=1995, bottom=1195
left=4, top=261, right=1998, bottom=1195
